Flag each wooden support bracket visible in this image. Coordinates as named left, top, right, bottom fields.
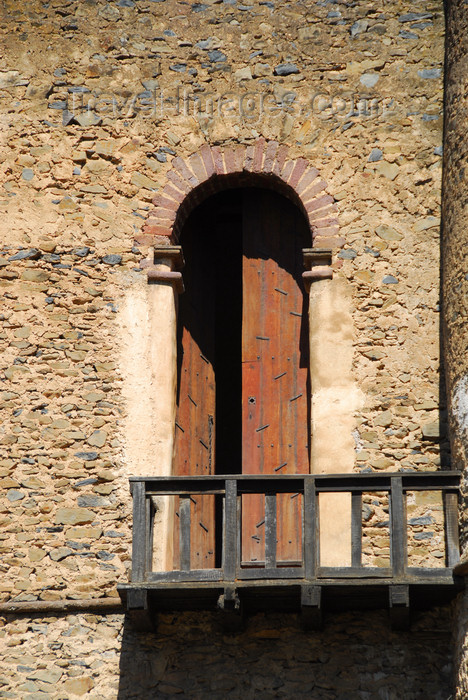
left=126, top=589, right=155, bottom=633
left=389, top=584, right=410, bottom=631
left=217, top=586, right=243, bottom=633
left=301, top=585, right=323, bottom=631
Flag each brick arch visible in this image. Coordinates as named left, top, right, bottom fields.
left=140, top=139, right=341, bottom=250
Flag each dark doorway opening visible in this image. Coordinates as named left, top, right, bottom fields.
left=175, top=189, right=244, bottom=476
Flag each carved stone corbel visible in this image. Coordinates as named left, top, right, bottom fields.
left=141, top=245, right=185, bottom=293
left=302, top=248, right=333, bottom=291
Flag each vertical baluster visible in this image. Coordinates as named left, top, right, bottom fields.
left=445, top=491, right=460, bottom=567
left=265, top=493, right=277, bottom=568
left=131, top=481, right=147, bottom=582
left=236, top=484, right=241, bottom=572
left=224, top=480, right=237, bottom=581
left=146, top=496, right=154, bottom=574
left=351, top=491, right=362, bottom=568
left=179, top=496, right=191, bottom=571
left=390, top=477, right=407, bottom=579
left=304, top=477, right=318, bottom=579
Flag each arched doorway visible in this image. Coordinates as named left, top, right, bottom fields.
left=173, top=185, right=311, bottom=569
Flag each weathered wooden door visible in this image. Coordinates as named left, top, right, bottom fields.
left=173, top=192, right=242, bottom=569
left=174, top=188, right=309, bottom=569
left=241, top=189, right=309, bottom=565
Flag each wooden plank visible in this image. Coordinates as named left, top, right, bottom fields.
left=173, top=205, right=217, bottom=570
left=145, top=566, right=456, bottom=585
left=239, top=559, right=302, bottom=568
left=237, top=567, right=305, bottom=580
left=351, top=492, right=362, bottom=568
left=131, top=481, right=147, bottom=583
left=241, top=493, right=265, bottom=566
left=241, top=361, right=265, bottom=565
left=265, top=493, right=277, bottom=568
left=147, top=569, right=223, bottom=583
left=179, top=496, right=191, bottom=571
left=241, top=199, right=267, bottom=561
left=237, top=489, right=242, bottom=571
left=136, top=470, right=460, bottom=493
left=390, top=476, right=407, bottom=579
left=135, top=470, right=461, bottom=484
left=223, top=479, right=237, bottom=581
left=241, top=189, right=309, bottom=564
left=172, top=496, right=180, bottom=571
left=444, top=491, right=460, bottom=567
left=262, top=191, right=281, bottom=481
left=241, top=360, right=261, bottom=474
left=149, top=487, right=227, bottom=496
left=279, top=195, right=309, bottom=565
left=317, top=566, right=392, bottom=579
left=146, top=496, right=154, bottom=575
left=0, top=598, right=122, bottom=615
left=406, top=567, right=455, bottom=580
left=304, top=478, right=317, bottom=579
left=277, top=493, right=303, bottom=565
left=190, top=494, right=216, bottom=570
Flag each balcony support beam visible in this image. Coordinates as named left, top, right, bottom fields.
left=389, top=585, right=410, bottom=631
left=301, top=585, right=323, bottom=631
left=126, top=589, right=155, bottom=633
left=218, top=586, right=243, bottom=633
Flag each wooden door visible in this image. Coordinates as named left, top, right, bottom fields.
left=173, top=205, right=217, bottom=570
left=241, top=189, right=309, bottom=565
left=173, top=193, right=242, bottom=569
left=174, top=188, right=309, bottom=570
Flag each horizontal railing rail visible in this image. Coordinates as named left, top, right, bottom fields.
left=129, top=472, right=461, bottom=586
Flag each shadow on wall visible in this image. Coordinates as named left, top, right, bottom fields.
left=117, top=609, right=453, bottom=700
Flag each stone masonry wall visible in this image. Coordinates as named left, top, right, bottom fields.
left=0, top=0, right=447, bottom=597
left=0, top=0, right=452, bottom=697
left=442, top=1, right=468, bottom=697
left=0, top=610, right=455, bottom=699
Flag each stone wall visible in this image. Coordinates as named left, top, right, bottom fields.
left=0, top=0, right=447, bottom=593
left=442, top=1, right=468, bottom=697
left=0, top=609, right=454, bottom=699
left=0, top=0, right=455, bottom=697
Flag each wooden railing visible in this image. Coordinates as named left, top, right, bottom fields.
left=128, top=472, right=461, bottom=586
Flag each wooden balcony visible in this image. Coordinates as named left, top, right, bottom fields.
left=118, top=472, right=463, bottom=630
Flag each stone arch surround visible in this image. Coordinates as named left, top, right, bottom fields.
left=139, top=138, right=342, bottom=250
left=134, top=138, right=353, bottom=571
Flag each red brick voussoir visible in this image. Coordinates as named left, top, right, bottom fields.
left=138, top=140, right=342, bottom=253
